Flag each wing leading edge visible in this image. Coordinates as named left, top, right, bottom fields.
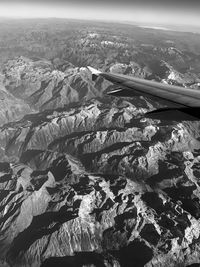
left=87, top=66, right=200, bottom=120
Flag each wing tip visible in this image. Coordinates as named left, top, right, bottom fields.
left=87, top=66, right=102, bottom=81
left=87, top=66, right=102, bottom=75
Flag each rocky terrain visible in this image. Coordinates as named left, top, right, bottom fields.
left=0, top=19, right=200, bottom=266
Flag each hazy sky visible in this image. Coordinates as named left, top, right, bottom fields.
left=0, top=0, right=199, bottom=27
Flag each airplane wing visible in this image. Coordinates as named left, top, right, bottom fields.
left=87, top=66, right=200, bottom=121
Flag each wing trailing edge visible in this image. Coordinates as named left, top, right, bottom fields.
left=145, top=107, right=200, bottom=121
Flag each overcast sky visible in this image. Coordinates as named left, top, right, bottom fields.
left=0, top=0, right=199, bottom=27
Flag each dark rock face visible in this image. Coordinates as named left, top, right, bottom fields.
left=0, top=19, right=200, bottom=267
left=1, top=152, right=200, bottom=267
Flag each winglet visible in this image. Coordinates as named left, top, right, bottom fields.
left=87, top=66, right=102, bottom=81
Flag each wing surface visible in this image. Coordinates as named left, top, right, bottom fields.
left=87, top=66, right=200, bottom=108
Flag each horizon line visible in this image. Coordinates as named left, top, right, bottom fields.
left=0, top=16, right=199, bottom=27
